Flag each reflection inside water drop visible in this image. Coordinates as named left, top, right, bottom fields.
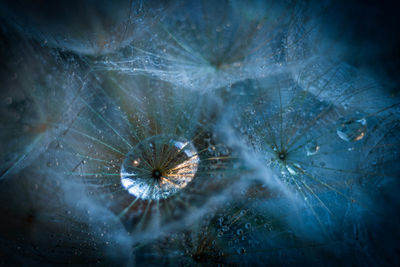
left=120, top=135, right=199, bottom=200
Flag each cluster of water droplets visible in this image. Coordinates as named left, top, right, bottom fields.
left=0, top=0, right=399, bottom=266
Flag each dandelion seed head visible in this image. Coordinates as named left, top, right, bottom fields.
left=0, top=0, right=399, bottom=265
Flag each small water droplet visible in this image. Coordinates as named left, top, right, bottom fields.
left=336, top=115, right=367, bottom=142
left=305, top=140, right=319, bottom=156
left=287, top=166, right=296, bottom=175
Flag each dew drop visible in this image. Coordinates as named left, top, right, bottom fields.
left=336, top=114, right=367, bottom=142
left=287, top=166, right=296, bottom=175
left=120, top=135, right=199, bottom=200
left=305, top=140, right=319, bottom=156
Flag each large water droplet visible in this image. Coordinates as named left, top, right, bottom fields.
left=336, top=114, right=367, bottom=142
left=120, top=135, right=199, bottom=200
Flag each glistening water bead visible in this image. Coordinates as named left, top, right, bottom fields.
left=336, top=114, right=367, bottom=142
left=305, top=140, right=320, bottom=156
left=120, top=135, right=199, bottom=200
